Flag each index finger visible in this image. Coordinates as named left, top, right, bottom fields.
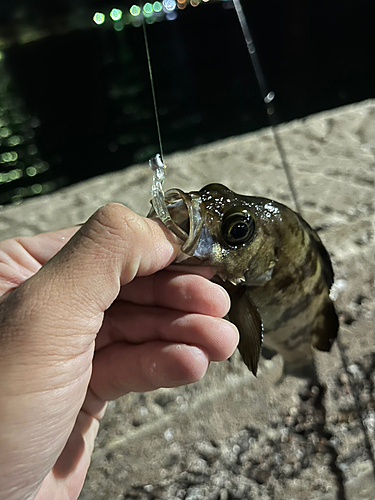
left=119, top=271, right=230, bottom=317
left=12, top=226, right=81, bottom=265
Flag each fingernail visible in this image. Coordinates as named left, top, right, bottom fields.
left=215, top=284, right=231, bottom=315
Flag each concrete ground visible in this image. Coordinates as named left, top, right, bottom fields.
left=1, top=100, right=374, bottom=499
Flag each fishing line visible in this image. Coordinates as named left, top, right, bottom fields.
left=233, top=0, right=375, bottom=479
left=140, top=1, right=375, bottom=484
left=142, top=13, right=164, bottom=161
left=232, top=0, right=302, bottom=215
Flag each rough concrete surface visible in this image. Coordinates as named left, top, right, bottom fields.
left=1, top=101, right=374, bottom=499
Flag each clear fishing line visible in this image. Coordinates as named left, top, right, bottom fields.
left=142, top=13, right=164, bottom=161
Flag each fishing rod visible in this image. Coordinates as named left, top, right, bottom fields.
left=140, top=1, right=375, bottom=488
left=232, top=0, right=302, bottom=215
left=232, top=0, right=375, bottom=485
left=142, top=0, right=301, bottom=214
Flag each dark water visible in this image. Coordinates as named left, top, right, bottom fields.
left=1, top=0, right=374, bottom=205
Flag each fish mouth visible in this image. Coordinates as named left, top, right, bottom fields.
left=163, top=188, right=205, bottom=259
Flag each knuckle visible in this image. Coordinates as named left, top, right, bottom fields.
left=94, top=203, right=135, bottom=236
left=83, top=203, right=147, bottom=250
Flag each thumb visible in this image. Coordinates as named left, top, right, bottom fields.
left=1, top=203, right=181, bottom=360
left=39, top=202, right=181, bottom=314
left=0, top=204, right=182, bottom=498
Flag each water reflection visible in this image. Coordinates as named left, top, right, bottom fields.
left=0, top=1, right=374, bottom=206
left=0, top=53, right=66, bottom=206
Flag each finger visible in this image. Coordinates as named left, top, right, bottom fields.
left=90, top=341, right=210, bottom=400
left=35, top=204, right=182, bottom=315
left=118, top=271, right=230, bottom=317
left=12, top=226, right=81, bottom=265
left=0, top=227, right=81, bottom=294
left=5, top=204, right=183, bottom=357
left=165, top=264, right=215, bottom=279
left=96, top=302, right=239, bottom=359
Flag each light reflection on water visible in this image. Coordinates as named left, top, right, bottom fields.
left=1, top=1, right=374, bottom=206
left=0, top=54, right=68, bottom=207
left=0, top=3, right=268, bottom=208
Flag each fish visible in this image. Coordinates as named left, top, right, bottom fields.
left=148, top=182, right=339, bottom=380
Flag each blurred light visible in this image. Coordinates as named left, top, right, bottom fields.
left=131, top=18, right=143, bottom=27
left=130, top=5, right=141, bottom=16
left=38, top=161, right=50, bottom=173
left=166, top=10, right=177, bottom=19
left=30, top=117, right=41, bottom=128
left=110, top=8, right=123, bottom=21
left=27, top=144, right=38, bottom=155
left=163, top=0, right=176, bottom=11
left=114, top=20, right=124, bottom=31
left=177, top=2, right=186, bottom=8
left=191, top=0, right=200, bottom=5
left=26, top=166, right=37, bottom=177
left=7, top=135, right=23, bottom=146
left=143, top=2, right=153, bottom=13
left=93, top=12, right=105, bottom=25
left=15, top=187, right=28, bottom=197
left=42, top=181, right=56, bottom=193
left=8, top=169, right=22, bottom=181
left=202, top=0, right=209, bottom=2
left=31, top=184, right=42, bottom=194
left=0, top=151, right=18, bottom=163
left=0, top=127, right=11, bottom=138
left=13, top=112, right=25, bottom=124
left=153, top=1, right=163, bottom=12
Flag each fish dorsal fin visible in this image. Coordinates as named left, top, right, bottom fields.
left=228, top=287, right=263, bottom=376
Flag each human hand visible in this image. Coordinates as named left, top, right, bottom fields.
left=0, top=203, right=238, bottom=500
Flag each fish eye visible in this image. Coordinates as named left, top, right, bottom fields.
left=222, top=208, right=255, bottom=247
left=200, top=183, right=227, bottom=193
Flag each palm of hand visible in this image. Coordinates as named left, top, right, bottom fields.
left=0, top=208, right=237, bottom=500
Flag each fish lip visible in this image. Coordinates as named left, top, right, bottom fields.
left=164, top=188, right=204, bottom=257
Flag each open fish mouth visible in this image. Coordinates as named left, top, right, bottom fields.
left=148, top=154, right=215, bottom=265
left=159, top=188, right=205, bottom=260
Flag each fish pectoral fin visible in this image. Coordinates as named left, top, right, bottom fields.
left=228, top=287, right=263, bottom=376
left=312, top=298, right=339, bottom=352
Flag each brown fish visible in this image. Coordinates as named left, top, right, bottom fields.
left=148, top=183, right=339, bottom=379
